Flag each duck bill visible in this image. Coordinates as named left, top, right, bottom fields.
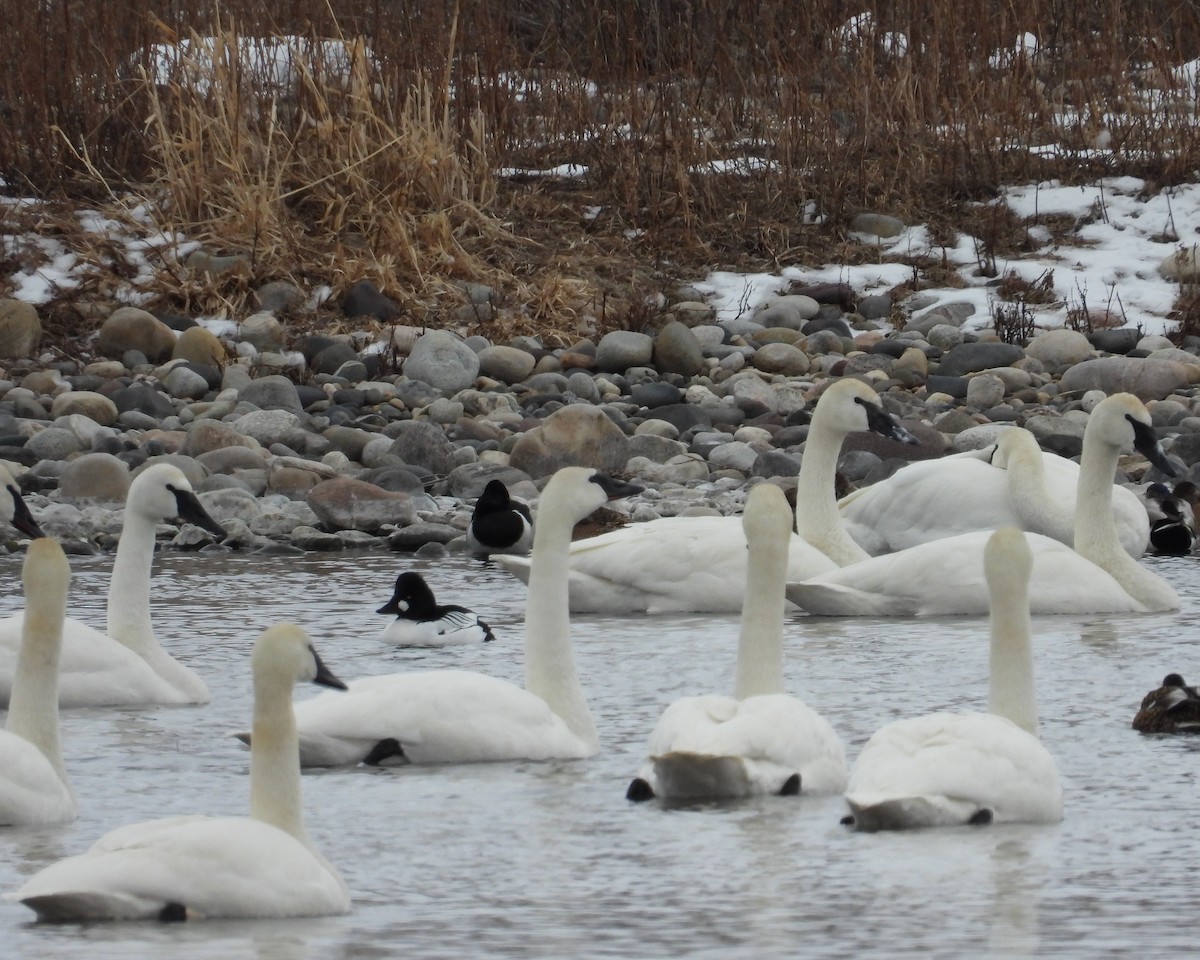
left=376, top=599, right=400, bottom=615
left=864, top=401, right=919, bottom=445
left=1129, top=417, right=1182, bottom=477
left=172, top=487, right=228, bottom=538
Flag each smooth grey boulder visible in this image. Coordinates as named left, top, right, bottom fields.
left=404, top=330, right=480, bottom=393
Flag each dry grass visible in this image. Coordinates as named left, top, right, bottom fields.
left=3, top=1, right=1200, bottom=346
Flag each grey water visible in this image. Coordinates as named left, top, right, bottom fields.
left=0, top=546, right=1195, bottom=959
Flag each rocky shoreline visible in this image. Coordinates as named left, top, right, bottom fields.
left=0, top=276, right=1193, bottom=557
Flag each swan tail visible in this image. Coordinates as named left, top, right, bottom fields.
left=18, top=890, right=165, bottom=922
left=492, top=555, right=531, bottom=584
left=650, top=752, right=759, bottom=799
left=785, top=583, right=918, bottom=617
left=844, top=794, right=981, bottom=831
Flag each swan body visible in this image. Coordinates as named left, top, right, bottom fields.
left=840, top=426, right=1150, bottom=557
left=1132, top=674, right=1200, bottom=733
left=377, top=572, right=495, bottom=646
left=13, top=624, right=351, bottom=922
left=0, top=539, right=74, bottom=826
left=844, top=527, right=1063, bottom=831
left=627, top=484, right=847, bottom=801
left=466, top=480, right=533, bottom=556
left=263, top=467, right=641, bottom=766
left=0, top=464, right=225, bottom=708
left=790, top=394, right=1180, bottom=616
left=496, top=379, right=917, bottom=613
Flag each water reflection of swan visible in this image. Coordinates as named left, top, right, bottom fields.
left=987, top=838, right=1041, bottom=958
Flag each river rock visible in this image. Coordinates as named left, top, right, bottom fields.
left=1025, top=329, right=1094, bottom=368
left=477, top=345, right=536, bottom=384
left=239, top=374, right=303, bottom=415
left=1159, top=245, right=1200, bottom=282
left=386, top=420, right=458, bottom=477
left=97, top=307, right=176, bottom=362
left=653, top=320, right=705, bottom=376
left=306, top=477, right=419, bottom=533
left=163, top=364, right=211, bottom=400
left=58, top=452, right=131, bottom=502
left=850, top=212, right=906, bottom=238
left=1059, top=356, right=1193, bottom=400
left=232, top=410, right=309, bottom=450
left=50, top=391, right=118, bottom=426
left=172, top=326, right=226, bottom=367
left=508, top=405, right=630, bottom=478
left=0, top=299, right=42, bottom=358
left=403, top=330, right=480, bottom=393
left=25, top=427, right=84, bottom=461
left=596, top=331, right=653, bottom=372
left=936, top=342, right=1024, bottom=377
left=965, top=373, right=1006, bottom=409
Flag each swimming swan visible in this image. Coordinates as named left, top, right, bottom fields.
left=788, top=393, right=1180, bottom=616
left=466, top=479, right=533, bottom=556
left=840, top=425, right=1150, bottom=557
left=843, top=527, right=1064, bottom=830
left=251, top=467, right=642, bottom=767
left=12, top=624, right=350, bottom=922
left=0, top=539, right=74, bottom=826
left=495, top=379, right=917, bottom=614
left=626, top=484, right=847, bottom=801
left=1132, top=674, right=1200, bottom=733
left=377, top=571, right=496, bottom=646
left=0, top=463, right=225, bottom=708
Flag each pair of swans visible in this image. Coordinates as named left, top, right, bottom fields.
left=844, top=527, right=1063, bottom=830
left=627, top=484, right=847, bottom=801
left=840, top=424, right=1151, bottom=557
left=376, top=571, right=496, bottom=646
left=13, top=623, right=351, bottom=921
left=0, top=463, right=224, bottom=708
left=496, top=379, right=918, bottom=614
left=789, top=393, right=1180, bottom=616
left=250, top=467, right=641, bottom=767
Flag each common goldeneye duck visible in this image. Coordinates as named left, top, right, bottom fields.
left=466, top=480, right=533, bottom=557
left=1133, top=674, right=1200, bottom=733
left=377, top=572, right=496, bottom=646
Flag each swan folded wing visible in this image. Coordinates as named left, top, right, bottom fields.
left=847, top=713, right=1062, bottom=826
left=291, top=670, right=591, bottom=765
left=14, top=816, right=350, bottom=921
left=0, top=733, right=75, bottom=825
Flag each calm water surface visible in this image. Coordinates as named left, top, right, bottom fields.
left=0, top=547, right=1195, bottom=959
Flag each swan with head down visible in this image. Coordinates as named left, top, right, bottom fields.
left=12, top=623, right=350, bottom=922
left=840, top=424, right=1151, bottom=557
left=495, top=379, right=917, bottom=614
left=788, top=393, right=1180, bottom=616
left=843, top=527, right=1063, bottom=831
left=243, top=467, right=641, bottom=767
left=626, top=483, right=846, bottom=801
left=0, top=463, right=225, bottom=707
left=0, top=538, right=74, bottom=826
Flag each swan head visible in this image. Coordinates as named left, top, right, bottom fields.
left=813, top=379, right=918, bottom=444
left=1092, top=394, right=1180, bottom=476
left=23, top=537, right=69, bottom=608
left=377, top=571, right=435, bottom=616
left=539, top=467, right=642, bottom=526
left=991, top=427, right=1041, bottom=469
left=0, top=466, right=44, bottom=539
left=252, top=623, right=347, bottom=691
left=128, top=464, right=226, bottom=537
left=984, top=526, right=1033, bottom=598
left=742, top=482, right=792, bottom=553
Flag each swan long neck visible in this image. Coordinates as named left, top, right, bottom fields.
left=1073, top=423, right=1175, bottom=609
left=105, top=510, right=159, bottom=657
left=734, top=530, right=787, bottom=699
left=794, top=415, right=869, bottom=566
left=250, top=669, right=308, bottom=846
left=524, top=500, right=596, bottom=747
left=7, top=563, right=69, bottom=785
left=987, top=575, right=1039, bottom=736
left=1002, top=440, right=1062, bottom=541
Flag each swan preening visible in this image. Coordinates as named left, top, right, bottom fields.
left=840, top=425, right=1151, bottom=557
left=13, top=624, right=350, bottom=922
left=0, top=463, right=225, bottom=708
left=627, top=484, right=847, bottom=801
left=0, top=538, right=74, bottom=826
left=466, top=480, right=533, bottom=557
left=843, top=527, right=1063, bottom=831
left=496, top=379, right=917, bottom=614
left=788, top=393, right=1180, bottom=616
left=377, top=572, right=496, bottom=646
left=1132, top=674, right=1200, bottom=733
left=249, top=467, right=641, bottom=767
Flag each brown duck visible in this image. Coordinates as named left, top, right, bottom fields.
left=1132, top=674, right=1200, bottom=733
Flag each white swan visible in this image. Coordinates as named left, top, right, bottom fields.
left=376, top=571, right=496, bottom=646
left=626, top=484, right=846, bottom=801
left=0, top=463, right=225, bottom=708
left=12, top=623, right=351, bottom=922
left=840, top=425, right=1151, bottom=557
left=843, top=527, right=1064, bottom=830
left=0, top=539, right=74, bottom=826
left=254, top=467, right=642, bottom=767
left=787, top=393, right=1180, bottom=616
left=495, top=379, right=917, bottom=613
